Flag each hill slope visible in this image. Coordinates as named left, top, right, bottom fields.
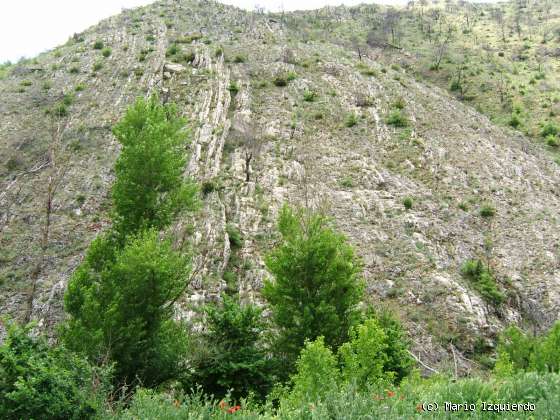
left=1, top=0, right=560, bottom=370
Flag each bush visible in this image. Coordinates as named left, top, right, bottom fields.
left=273, top=75, right=287, bottom=87
left=93, top=40, right=104, bottom=50
left=165, top=44, right=180, bottom=57
left=387, top=110, right=408, bottom=127
left=403, top=197, right=413, bottom=210
left=0, top=321, right=110, bottom=419
left=69, top=66, right=80, bottom=74
left=288, top=337, right=340, bottom=404
left=101, top=47, right=112, bottom=58
left=339, top=176, right=354, bottom=188
left=227, top=81, right=239, bottom=94
left=92, top=61, right=103, bottom=72
left=541, top=122, right=559, bottom=138
left=233, top=54, right=246, bottom=63
left=460, top=259, right=504, bottom=305
left=303, top=90, right=316, bottom=102
left=509, top=114, right=521, bottom=128
left=392, top=97, right=406, bottom=109
left=479, top=204, right=496, bottom=218
left=263, top=205, right=364, bottom=373
left=345, top=113, right=358, bottom=127
left=187, top=295, right=274, bottom=400
left=339, top=319, right=390, bottom=386
left=226, top=223, right=243, bottom=249
left=546, top=135, right=559, bottom=147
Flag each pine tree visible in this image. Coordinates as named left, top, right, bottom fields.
left=263, top=205, right=364, bottom=372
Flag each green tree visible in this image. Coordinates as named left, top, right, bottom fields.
left=496, top=325, right=535, bottom=372
left=339, top=319, right=389, bottom=387
left=263, top=205, right=364, bottom=371
left=531, top=322, right=560, bottom=373
left=111, top=95, right=197, bottom=238
left=0, top=321, right=110, bottom=420
left=63, top=229, right=189, bottom=386
left=288, top=337, right=340, bottom=404
left=188, top=295, right=273, bottom=400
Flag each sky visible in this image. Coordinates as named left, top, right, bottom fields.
left=0, top=0, right=498, bottom=63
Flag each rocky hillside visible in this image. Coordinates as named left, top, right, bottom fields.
left=2, top=0, right=560, bottom=372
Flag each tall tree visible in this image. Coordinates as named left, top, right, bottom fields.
left=63, top=230, right=190, bottom=386
left=263, top=205, right=364, bottom=372
left=111, top=95, right=197, bottom=238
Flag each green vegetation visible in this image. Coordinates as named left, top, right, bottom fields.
left=262, top=205, right=364, bottom=372
left=0, top=321, right=110, bottom=419
left=110, top=95, right=198, bottom=237
left=403, top=196, right=413, bottom=210
left=101, top=47, right=112, bottom=58
left=460, top=259, right=505, bottom=306
left=63, top=96, right=198, bottom=388
left=387, top=109, right=409, bottom=127
left=345, top=112, right=358, bottom=127
left=187, top=295, right=273, bottom=400
left=303, top=90, right=317, bottom=102
left=93, top=40, right=104, bottom=50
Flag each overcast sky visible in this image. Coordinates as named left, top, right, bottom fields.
left=0, top=0, right=498, bottom=63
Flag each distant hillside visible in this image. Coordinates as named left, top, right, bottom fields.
left=1, top=0, right=560, bottom=372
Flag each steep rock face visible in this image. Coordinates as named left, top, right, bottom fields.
left=1, top=0, right=560, bottom=369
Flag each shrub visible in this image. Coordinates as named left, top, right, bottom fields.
left=509, top=114, right=521, bottom=128
left=101, top=47, right=112, bottom=58
left=339, top=319, right=389, bottom=386
left=387, top=110, right=408, bottom=127
left=263, top=205, right=364, bottom=374
left=233, top=54, right=246, bottom=63
left=93, top=40, right=104, bottom=50
left=345, top=113, right=358, bottom=127
left=226, top=223, right=243, bottom=249
left=460, top=259, right=504, bottom=305
left=53, top=102, right=68, bottom=117
left=227, top=81, right=239, bottom=94
left=166, top=43, right=180, bottom=57
left=288, top=337, right=340, bottom=404
left=392, top=97, right=406, bottom=109
left=0, top=321, right=110, bottom=419
left=479, top=204, right=496, bottom=218
left=339, top=176, right=354, bottom=188
left=92, top=61, right=103, bottom=72
left=75, top=83, right=86, bottom=92
left=273, top=75, right=287, bottom=87
left=286, top=71, right=297, bottom=81
left=188, top=295, right=274, bottom=400
left=303, top=90, right=316, bottom=102
left=69, top=66, right=80, bottom=74
left=20, top=80, right=32, bottom=86
left=542, top=122, right=559, bottom=138
left=403, top=197, right=413, bottom=210
left=496, top=325, right=535, bottom=373
left=546, top=135, right=559, bottom=147
left=370, top=309, right=413, bottom=383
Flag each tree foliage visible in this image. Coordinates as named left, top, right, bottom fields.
left=263, top=205, right=364, bottom=371
left=0, top=321, right=110, bottom=420
left=111, top=95, right=197, bottom=238
left=188, top=295, right=274, bottom=400
left=63, top=229, right=189, bottom=386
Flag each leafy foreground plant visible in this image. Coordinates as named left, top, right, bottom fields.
left=0, top=321, right=111, bottom=420
left=112, top=372, right=560, bottom=419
